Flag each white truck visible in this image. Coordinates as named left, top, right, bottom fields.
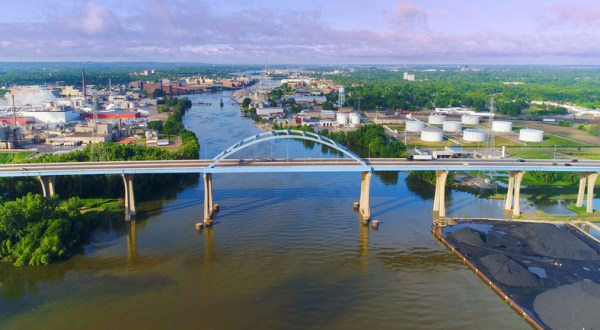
left=408, top=154, right=433, bottom=161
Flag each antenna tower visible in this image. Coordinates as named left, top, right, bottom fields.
left=82, top=69, right=86, bottom=99
left=90, top=95, right=101, bottom=162
left=485, top=96, right=496, bottom=157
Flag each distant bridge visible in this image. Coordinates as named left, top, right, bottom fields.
left=1, top=130, right=599, bottom=223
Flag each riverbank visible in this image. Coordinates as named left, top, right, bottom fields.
left=437, top=219, right=600, bottom=329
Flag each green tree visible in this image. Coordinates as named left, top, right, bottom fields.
left=242, top=98, right=252, bottom=108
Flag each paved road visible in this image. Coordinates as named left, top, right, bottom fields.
left=0, top=158, right=598, bottom=177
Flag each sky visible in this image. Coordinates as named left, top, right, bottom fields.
left=2, top=0, right=600, bottom=64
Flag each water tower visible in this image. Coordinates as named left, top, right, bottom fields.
left=338, top=87, right=346, bottom=107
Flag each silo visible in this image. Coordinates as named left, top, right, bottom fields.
left=336, top=112, right=349, bottom=125
left=463, top=129, right=487, bottom=142
left=421, top=126, right=443, bottom=142
left=349, top=112, right=361, bottom=124
left=428, top=114, right=445, bottom=125
left=443, top=121, right=463, bottom=132
left=405, top=121, right=425, bottom=132
left=461, top=115, right=480, bottom=125
left=492, top=121, right=513, bottom=132
left=519, top=128, right=544, bottom=142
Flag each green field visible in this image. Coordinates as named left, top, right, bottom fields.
left=0, top=152, right=36, bottom=164
left=505, top=149, right=554, bottom=159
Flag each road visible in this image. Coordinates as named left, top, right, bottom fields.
left=0, top=158, right=598, bottom=177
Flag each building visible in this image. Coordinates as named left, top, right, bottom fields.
left=256, top=107, right=284, bottom=118
left=19, top=109, right=80, bottom=124
left=81, top=110, right=140, bottom=120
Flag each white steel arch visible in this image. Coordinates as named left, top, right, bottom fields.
left=208, top=130, right=369, bottom=169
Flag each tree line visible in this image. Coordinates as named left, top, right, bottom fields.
left=0, top=98, right=200, bottom=266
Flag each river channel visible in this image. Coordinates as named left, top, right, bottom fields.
left=0, top=90, right=540, bottom=329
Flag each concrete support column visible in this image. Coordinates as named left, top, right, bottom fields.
left=586, top=172, right=599, bottom=214
left=359, top=171, right=372, bottom=221
left=577, top=172, right=588, bottom=208
left=203, top=173, right=214, bottom=224
left=37, top=176, right=56, bottom=197
left=512, top=171, right=524, bottom=216
left=433, top=170, right=448, bottom=217
left=122, top=174, right=136, bottom=221
left=504, top=171, right=516, bottom=210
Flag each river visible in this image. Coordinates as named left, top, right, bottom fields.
left=0, top=89, right=535, bottom=329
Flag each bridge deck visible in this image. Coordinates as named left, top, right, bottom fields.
left=0, top=158, right=597, bottom=177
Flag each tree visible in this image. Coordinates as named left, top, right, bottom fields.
left=147, top=121, right=163, bottom=132
left=242, top=98, right=251, bottom=109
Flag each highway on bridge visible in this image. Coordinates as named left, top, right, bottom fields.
left=0, top=158, right=598, bottom=177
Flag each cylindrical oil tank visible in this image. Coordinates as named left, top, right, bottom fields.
left=492, top=120, right=513, bottom=132
left=519, top=128, right=544, bottom=142
left=421, top=127, right=443, bottom=142
left=349, top=112, right=360, bottom=124
left=463, top=129, right=487, bottom=142
left=336, top=112, right=348, bottom=125
left=443, top=121, right=463, bottom=132
left=461, top=115, right=480, bottom=125
left=405, top=120, right=425, bottom=132
left=428, top=114, right=445, bottom=125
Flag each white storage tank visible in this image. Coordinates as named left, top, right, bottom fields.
left=349, top=112, right=361, bottom=125
left=461, top=115, right=480, bottom=125
left=519, top=128, right=544, bottom=142
left=421, top=126, right=443, bottom=142
left=492, top=121, right=513, bottom=132
left=428, top=114, right=446, bottom=125
left=443, top=121, right=463, bottom=132
left=463, top=129, right=487, bottom=142
left=336, top=112, right=349, bottom=125
left=405, top=120, right=425, bottom=132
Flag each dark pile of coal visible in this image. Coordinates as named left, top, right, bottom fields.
left=443, top=221, right=600, bottom=329
left=533, top=280, right=600, bottom=329
left=515, top=224, right=600, bottom=261
left=479, top=254, right=540, bottom=287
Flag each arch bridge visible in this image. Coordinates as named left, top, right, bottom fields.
left=2, top=131, right=600, bottom=225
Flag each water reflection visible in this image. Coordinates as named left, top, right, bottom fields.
left=202, top=226, right=215, bottom=266
left=127, top=220, right=139, bottom=264
left=358, top=222, right=369, bottom=273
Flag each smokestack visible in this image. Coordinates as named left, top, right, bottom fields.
left=11, top=94, right=16, bottom=127
left=82, top=69, right=86, bottom=99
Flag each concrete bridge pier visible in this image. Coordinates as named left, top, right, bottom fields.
left=504, top=171, right=524, bottom=216
left=433, top=170, right=448, bottom=217
left=358, top=171, right=371, bottom=222
left=122, top=174, right=136, bottom=221
left=577, top=172, right=599, bottom=213
left=203, top=173, right=215, bottom=225
left=38, top=176, right=56, bottom=197
left=576, top=172, right=588, bottom=208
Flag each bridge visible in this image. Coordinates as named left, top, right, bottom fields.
left=1, top=130, right=599, bottom=224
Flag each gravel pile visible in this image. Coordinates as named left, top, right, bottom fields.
left=533, top=280, right=600, bottom=329
left=446, top=227, right=486, bottom=247
left=443, top=220, right=600, bottom=329
left=515, top=224, right=600, bottom=261
left=479, top=254, right=540, bottom=287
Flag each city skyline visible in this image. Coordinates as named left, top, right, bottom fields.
left=2, top=0, right=600, bottom=64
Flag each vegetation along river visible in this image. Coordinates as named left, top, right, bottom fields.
left=1, top=89, right=552, bottom=329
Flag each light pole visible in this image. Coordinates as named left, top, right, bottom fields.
left=553, top=146, right=557, bottom=163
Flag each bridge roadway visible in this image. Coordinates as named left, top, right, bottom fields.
left=1, top=158, right=598, bottom=222
left=0, top=158, right=598, bottom=176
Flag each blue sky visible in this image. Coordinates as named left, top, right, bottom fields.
left=2, top=0, right=600, bottom=64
